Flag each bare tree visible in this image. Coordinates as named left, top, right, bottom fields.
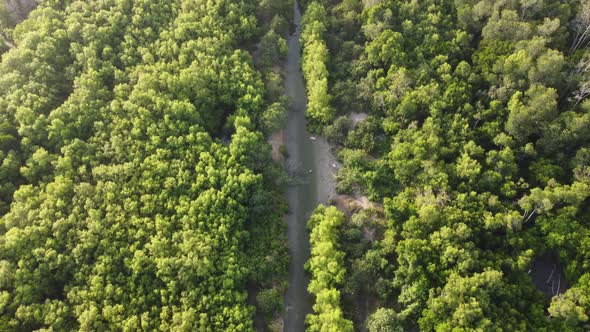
left=572, top=79, right=590, bottom=108
left=573, top=54, right=590, bottom=76
left=570, top=0, right=590, bottom=54
left=571, top=56, right=590, bottom=109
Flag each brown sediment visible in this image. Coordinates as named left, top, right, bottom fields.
left=268, top=129, right=285, bottom=162
left=331, top=194, right=383, bottom=216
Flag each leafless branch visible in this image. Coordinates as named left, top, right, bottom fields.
left=570, top=0, right=590, bottom=54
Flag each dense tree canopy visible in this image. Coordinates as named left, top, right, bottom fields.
left=3, top=0, right=590, bottom=330
left=301, top=1, right=334, bottom=130
left=0, top=0, right=291, bottom=330
left=302, top=0, right=590, bottom=330
left=306, top=205, right=354, bottom=332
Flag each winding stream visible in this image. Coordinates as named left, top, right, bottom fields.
left=283, top=1, right=338, bottom=331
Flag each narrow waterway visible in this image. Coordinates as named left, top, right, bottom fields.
left=283, top=1, right=315, bottom=331
left=283, top=2, right=314, bottom=330
left=283, top=2, right=339, bottom=330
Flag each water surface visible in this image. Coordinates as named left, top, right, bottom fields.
left=283, top=2, right=315, bottom=330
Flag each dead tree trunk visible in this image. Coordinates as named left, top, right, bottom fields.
left=570, top=0, right=590, bottom=54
